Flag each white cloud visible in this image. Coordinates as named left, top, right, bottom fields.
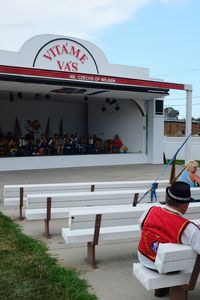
left=0, top=0, right=177, bottom=51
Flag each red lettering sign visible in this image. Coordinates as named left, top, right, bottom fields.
left=42, top=42, right=89, bottom=72
left=33, top=39, right=99, bottom=73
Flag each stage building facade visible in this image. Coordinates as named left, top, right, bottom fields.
left=0, top=34, right=192, bottom=171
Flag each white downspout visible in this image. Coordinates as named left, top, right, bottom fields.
left=185, top=84, right=192, bottom=162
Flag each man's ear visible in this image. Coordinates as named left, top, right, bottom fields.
left=182, top=202, right=189, bottom=213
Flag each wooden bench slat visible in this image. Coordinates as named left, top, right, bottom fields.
left=68, top=203, right=161, bottom=229
left=68, top=202, right=159, bottom=216
left=4, top=180, right=169, bottom=205
left=25, top=189, right=166, bottom=210
left=62, top=224, right=141, bottom=243
left=4, top=197, right=25, bottom=207
left=62, top=219, right=200, bottom=244
left=25, top=208, right=70, bottom=220
left=133, top=243, right=200, bottom=297
left=155, top=243, right=196, bottom=274
left=133, top=263, right=200, bottom=290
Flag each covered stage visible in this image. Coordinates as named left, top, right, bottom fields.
left=0, top=35, right=192, bottom=170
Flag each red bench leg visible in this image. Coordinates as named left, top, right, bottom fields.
left=169, top=286, right=188, bottom=300
left=155, top=288, right=169, bottom=297
left=86, top=242, right=96, bottom=269
left=86, top=214, right=102, bottom=268
left=44, top=197, right=51, bottom=238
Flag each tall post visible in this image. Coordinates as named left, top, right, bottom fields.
left=185, top=84, right=192, bottom=162
left=45, top=197, right=52, bottom=238
left=19, top=187, right=24, bottom=220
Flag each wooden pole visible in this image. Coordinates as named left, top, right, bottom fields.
left=133, top=193, right=139, bottom=207
left=90, top=184, right=95, bottom=192
left=45, top=197, right=51, bottom=238
left=19, top=187, right=24, bottom=220
left=86, top=214, right=102, bottom=268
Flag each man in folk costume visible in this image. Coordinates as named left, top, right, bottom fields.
left=137, top=181, right=200, bottom=270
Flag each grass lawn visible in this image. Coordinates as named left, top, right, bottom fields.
left=0, top=213, right=97, bottom=300
left=165, top=160, right=200, bottom=166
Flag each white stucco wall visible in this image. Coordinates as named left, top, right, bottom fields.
left=164, top=137, right=200, bottom=161
left=88, top=99, right=146, bottom=153
left=0, top=34, right=150, bottom=79
left=147, top=100, right=164, bottom=163
left=0, top=153, right=148, bottom=171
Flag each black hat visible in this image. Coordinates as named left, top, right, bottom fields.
left=166, top=181, right=192, bottom=203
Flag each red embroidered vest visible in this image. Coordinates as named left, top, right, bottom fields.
left=138, top=206, right=190, bottom=261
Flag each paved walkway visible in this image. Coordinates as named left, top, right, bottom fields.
left=0, top=164, right=199, bottom=300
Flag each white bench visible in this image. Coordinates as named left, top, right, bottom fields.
left=4, top=180, right=169, bottom=218
left=25, top=186, right=200, bottom=238
left=25, top=189, right=166, bottom=237
left=61, top=203, right=200, bottom=268
left=133, top=243, right=200, bottom=300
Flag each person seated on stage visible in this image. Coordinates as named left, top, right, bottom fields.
left=38, top=135, right=48, bottom=155
left=21, top=135, right=34, bottom=156
left=57, top=134, right=64, bottom=155
left=48, top=135, right=59, bottom=155
left=94, top=135, right=104, bottom=153
left=5, top=131, right=13, bottom=142
left=8, top=138, right=18, bottom=156
left=137, top=181, right=200, bottom=271
left=73, top=132, right=82, bottom=154
left=69, top=134, right=74, bottom=144
left=178, top=160, right=200, bottom=187
left=87, top=136, right=96, bottom=154
left=81, top=136, right=88, bottom=154
left=112, top=134, right=123, bottom=153
left=32, top=139, right=39, bottom=156
left=63, top=134, right=72, bottom=154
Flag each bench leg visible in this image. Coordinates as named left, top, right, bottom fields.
left=86, top=242, right=97, bottom=269
left=44, top=198, right=51, bottom=238
left=19, top=205, right=24, bottom=221
left=169, top=286, right=188, bottom=300
left=155, top=288, right=169, bottom=297
left=19, top=187, right=24, bottom=220
left=44, top=219, right=51, bottom=238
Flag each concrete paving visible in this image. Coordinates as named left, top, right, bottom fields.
left=1, top=164, right=200, bottom=300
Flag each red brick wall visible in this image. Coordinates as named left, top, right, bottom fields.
left=164, top=121, right=200, bottom=136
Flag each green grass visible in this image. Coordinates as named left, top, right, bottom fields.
left=172, top=160, right=185, bottom=165
left=0, top=213, right=97, bottom=300
left=165, top=160, right=200, bottom=166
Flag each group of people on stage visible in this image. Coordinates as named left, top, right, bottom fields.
left=0, top=130, right=124, bottom=157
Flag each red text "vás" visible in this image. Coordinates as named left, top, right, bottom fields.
left=43, top=43, right=88, bottom=71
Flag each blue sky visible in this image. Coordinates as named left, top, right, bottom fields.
left=0, top=0, right=199, bottom=118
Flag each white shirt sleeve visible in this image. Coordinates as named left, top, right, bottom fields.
left=181, top=223, right=200, bottom=255
left=138, top=209, right=149, bottom=229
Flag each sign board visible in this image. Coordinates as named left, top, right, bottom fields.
left=33, top=38, right=98, bottom=74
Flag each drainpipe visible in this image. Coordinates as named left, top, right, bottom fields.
left=185, top=84, right=192, bottom=162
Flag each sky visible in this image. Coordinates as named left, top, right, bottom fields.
left=0, top=0, right=200, bottom=118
